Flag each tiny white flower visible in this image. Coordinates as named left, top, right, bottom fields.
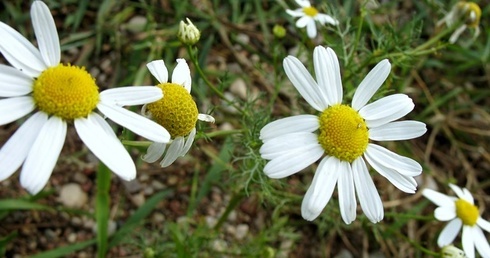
left=260, top=46, right=427, bottom=224
left=142, top=59, right=214, bottom=167
left=0, top=1, right=170, bottom=194
left=286, top=0, right=339, bottom=38
left=438, top=1, right=481, bottom=43
left=423, top=184, right=490, bottom=258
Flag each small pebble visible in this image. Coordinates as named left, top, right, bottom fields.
left=58, top=183, right=88, bottom=208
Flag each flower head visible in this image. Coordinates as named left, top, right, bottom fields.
left=438, top=1, right=481, bottom=43
left=423, top=184, right=490, bottom=258
left=142, top=59, right=214, bottom=167
left=286, top=0, right=338, bottom=38
left=177, top=18, right=201, bottom=45
left=260, top=46, right=427, bottom=224
left=0, top=1, right=170, bottom=194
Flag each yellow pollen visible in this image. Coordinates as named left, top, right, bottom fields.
left=32, top=64, right=99, bottom=120
left=303, top=6, right=319, bottom=17
left=317, top=104, right=369, bottom=163
left=146, top=83, right=198, bottom=138
left=455, top=199, right=479, bottom=226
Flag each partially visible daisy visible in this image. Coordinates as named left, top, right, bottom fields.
left=141, top=59, right=214, bottom=167
left=423, top=184, right=490, bottom=258
left=0, top=1, right=170, bottom=194
left=438, top=1, right=481, bottom=43
left=286, top=0, right=339, bottom=38
left=260, top=46, right=427, bottom=224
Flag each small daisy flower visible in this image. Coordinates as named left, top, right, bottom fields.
left=423, top=184, right=490, bottom=258
left=0, top=1, right=170, bottom=194
left=286, top=0, right=339, bottom=39
left=141, top=59, right=214, bottom=167
left=438, top=1, right=481, bottom=43
left=260, top=46, right=427, bottom=224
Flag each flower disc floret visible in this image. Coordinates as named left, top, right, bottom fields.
left=32, top=64, right=99, bottom=120
left=147, top=83, right=198, bottom=138
left=455, top=199, right=479, bottom=226
left=303, top=6, right=319, bottom=17
left=318, top=104, right=369, bottom=163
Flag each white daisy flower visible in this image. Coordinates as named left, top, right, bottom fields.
left=0, top=1, right=170, bottom=194
left=260, top=46, right=427, bottom=224
left=438, top=1, right=481, bottom=43
left=423, top=184, right=490, bottom=258
left=141, top=59, right=214, bottom=167
left=286, top=0, right=339, bottom=38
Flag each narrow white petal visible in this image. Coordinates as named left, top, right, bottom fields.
left=352, top=158, right=383, bottom=223
left=315, top=14, right=339, bottom=25
left=180, top=127, right=196, bottom=157
left=31, top=1, right=60, bottom=66
left=449, top=184, right=466, bottom=201
left=422, top=188, right=457, bottom=208
left=97, top=102, right=170, bottom=143
left=313, top=46, right=342, bottom=105
left=477, top=217, right=490, bottom=233
left=306, top=21, right=317, bottom=38
left=21, top=116, right=66, bottom=194
left=360, top=94, right=414, bottom=128
left=437, top=219, right=462, bottom=247
left=462, top=188, right=474, bottom=204
left=263, top=144, right=324, bottom=178
left=286, top=9, right=304, bottom=17
left=171, top=59, right=192, bottom=93
left=301, top=156, right=340, bottom=221
left=0, top=64, right=33, bottom=97
left=296, top=0, right=311, bottom=7
left=369, top=121, right=427, bottom=141
left=198, top=114, right=215, bottom=123
left=100, top=86, right=163, bottom=106
left=473, top=226, right=490, bottom=258
left=352, top=59, right=391, bottom=111
left=365, top=144, right=422, bottom=177
left=283, top=56, right=326, bottom=111
left=338, top=161, right=357, bottom=224
left=366, top=152, right=417, bottom=193
left=0, top=22, right=45, bottom=77
left=462, top=226, right=475, bottom=258
left=296, top=16, right=311, bottom=28
left=146, top=60, right=168, bottom=83
left=0, top=112, right=47, bottom=181
left=0, top=96, right=35, bottom=125
left=260, top=132, right=319, bottom=160
left=142, top=142, right=166, bottom=163
left=160, top=137, right=185, bottom=167
left=260, top=115, right=318, bottom=141
left=75, top=113, right=135, bottom=181
left=434, top=206, right=457, bottom=221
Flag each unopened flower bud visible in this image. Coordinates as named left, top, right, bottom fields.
left=272, top=25, right=286, bottom=38
left=178, top=18, right=200, bottom=45
left=441, top=245, right=466, bottom=258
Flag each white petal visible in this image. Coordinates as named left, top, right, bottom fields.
left=434, top=206, right=457, bottom=221
left=97, top=102, right=170, bottom=143
left=473, top=226, right=490, bottom=258
left=0, top=96, right=35, bottom=125
left=260, top=132, right=319, bottom=160
left=295, top=0, right=311, bottom=7
left=306, top=21, right=317, bottom=38
left=437, top=219, right=462, bottom=247
left=100, top=86, right=163, bottom=106
left=352, top=158, right=383, bottom=223
left=180, top=127, right=196, bottom=157
left=0, top=112, right=47, bottom=181
left=283, top=56, right=326, bottom=111
left=263, top=144, right=324, bottom=178
left=296, top=16, right=311, bottom=28
left=366, top=153, right=417, bottom=193
left=74, top=113, right=136, bottom=181
left=286, top=9, right=304, bottom=17
left=31, top=1, right=60, bottom=66
left=198, top=114, right=215, bottom=123
left=462, top=188, right=474, bottom=204
left=260, top=115, right=319, bottom=141
left=449, top=184, right=467, bottom=201
left=338, top=161, right=357, bottom=224
left=0, top=22, right=45, bottom=77
left=462, top=226, right=475, bottom=258
left=301, top=156, right=340, bottom=221
left=360, top=94, right=414, bottom=128
left=369, top=121, right=427, bottom=141
left=477, top=217, right=490, bottom=233
left=172, top=59, right=192, bottom=93
left=0, top=64, right=33, bottom=97
left=315, top=14, right=339, bottom=25
left=21, top=116, right=66, bottom=194
left=422, top=188, right=457, bottom=208
left=142, top=142, right=166, bottom=163
left=352, top=59, right=391, bottom=111
left=364, top=144, right=422, bottom=177
left=313, top=46, right=342, bottom=105
left=146, top=60, right=168, bottom=83
left=160, top=137, right=185, bottom=167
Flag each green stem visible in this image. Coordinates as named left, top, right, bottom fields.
left=96, top=163, right=111, bottom=258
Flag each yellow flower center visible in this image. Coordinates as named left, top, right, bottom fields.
left=303, top=6, right=319, bottom=17
left=464, top=2, right=481, bottom=28
left=146, top=83, right=198, bottom=138
left=32, top=64, right=99, bottom=120
left=455, top=199, right=479, bottom=226
left=318, top=104, right=369, bottom=163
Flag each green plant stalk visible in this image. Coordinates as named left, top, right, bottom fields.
left=95, top=163, right=111, bottom=258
